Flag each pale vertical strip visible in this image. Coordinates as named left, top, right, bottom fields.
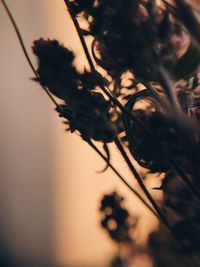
left=0, top=0, right=55, bottom=265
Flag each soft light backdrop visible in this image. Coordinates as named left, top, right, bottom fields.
left=0, top=1, right=156, bottom=266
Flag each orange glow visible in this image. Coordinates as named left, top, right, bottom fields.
left=0, top=1, right=158, bottom=266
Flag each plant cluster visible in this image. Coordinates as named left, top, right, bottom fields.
left=2, top=0, right=200, bottom=266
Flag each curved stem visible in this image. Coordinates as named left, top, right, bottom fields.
left=163, top=0, right=200, bottom=49
left=87, top=140, right=158, bottom=218
left=63, top=1, right=200, bottom=199
left=113, top=137, right=196, bottom=255
left=173, top=0, right=200, bottom=47
left=114, top=136, right=175, bottom=237
left=142, top=81, right=169, bottom=110
left=102, top=85, right=200, bottom=199
left=5, top=0, right=194, bottom=198
left=64, top=0, right=95, bottom=71
left=1, top=0, right=59, bottom=107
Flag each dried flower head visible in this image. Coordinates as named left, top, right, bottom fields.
left=33, top=38, right=116, bottom=142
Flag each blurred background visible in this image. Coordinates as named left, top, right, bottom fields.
left=0, top=1, right=157, bottom=266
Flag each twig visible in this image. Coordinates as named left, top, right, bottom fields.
left=173, top=0, right=200, bottom=46
left=87, top=140, right=158, bottom=218
left=63, top=0, right=95, bottom=71
left=63, top=0, right=200, bottom=200
left=0, top=0, right=59, bottom=108
left=2, top=0, right=159, bottom=222
left=157, top=66, right=181, bottom=111
left=114, top=136, right=174, bottom=235
left=163, top=0, right=200, bottom=48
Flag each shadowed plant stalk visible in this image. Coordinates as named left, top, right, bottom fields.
left=2, top=0, right=200, bottom=266
left=63, top=0, right=200, bottom=201
left=0, top=0, right=159, bottom=219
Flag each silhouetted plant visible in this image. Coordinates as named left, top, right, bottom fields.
left=1, top=0, right=200, bottom=266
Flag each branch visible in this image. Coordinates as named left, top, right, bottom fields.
left=87, top=140, right=158, bottom=218
left=0, top=0, right=59, bottom=107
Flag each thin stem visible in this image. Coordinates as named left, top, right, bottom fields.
left=1, top=0, right=159, bottom=221
left=173, top=0, right=200, bottom=47
left=63, top=2, right=162, bottom=217
left=63, top=0, right=95, bottom=71
left=157, top=67, right=181, bottom=111
left=5, top=0, right=194, bottom=198
left=142, top=81, right=169, bottom=110
left=64, top=1, right=200, bottom=199
left=87, top=140, right=158, bottom=218
left=114, top=136, right=175, bottom=236
left=163, top=0, right=200, bottom=49
left=103, top=86, right=200, bottom=199
left=114, top=138, right=198, bottom=262
left=1, top=0, right=59, bottom=108
left=162, top=0, right=179, bottom=17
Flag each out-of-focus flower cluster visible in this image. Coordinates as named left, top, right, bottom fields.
left=100, top=192, right=136, bottom=243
